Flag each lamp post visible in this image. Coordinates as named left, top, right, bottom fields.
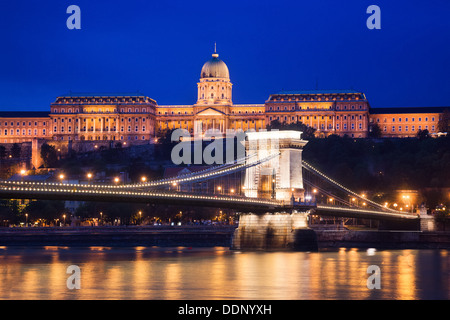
left=100, top=212, right=103, bottom=226
left=63, top=214, right=66, bottom=227
left=141, top=176, right=147, bottom=183
left=25, top=213, right=28, bottom=227
left=20, top=169, right=26, bottom=182
left=138, top=211, right=142, bottom=225
left=87, top=173, right=93, bottom=185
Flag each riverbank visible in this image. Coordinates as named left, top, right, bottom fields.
left=0, top=226, right=450, bottom=249
left=0, top=226, right=236, bottom=248
left=315, top=229, right=450, bottom=249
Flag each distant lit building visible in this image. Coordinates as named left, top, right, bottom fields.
left=369, top=107, right=446, bottom=137
left=0, top=49, right=447, bottom=143
left=265, top=90, right=370, bottom=138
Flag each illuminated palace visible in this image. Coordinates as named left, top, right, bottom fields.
left=0, top=49, right=447, bottom=144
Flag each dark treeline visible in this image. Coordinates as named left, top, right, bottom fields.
left=303, top=135, right=450, bottom=205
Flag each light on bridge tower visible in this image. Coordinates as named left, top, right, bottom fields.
left=243, top=130, right=308, bottom=202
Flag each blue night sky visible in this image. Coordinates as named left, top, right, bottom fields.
left=0, top=0, right=449, bottom=111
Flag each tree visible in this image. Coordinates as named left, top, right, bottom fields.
left=417, top=129, right=430, bottom=140
left=438, top=109, right=450, bottom=133
left=10, top=143, right=21, bottom=159
left=368, top=123, right=382, bottom=138
left=266, top=120, right=316, bottom=140
left=24, top=200, right=66, bottom=225
left=40, top=143, right=58, bottom=168
left=0, top=145, right=6, bottom=160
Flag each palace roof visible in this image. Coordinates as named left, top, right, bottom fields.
left=370, top=107, right=448, bottom=114
left=0, top=111, right=50, bottom=118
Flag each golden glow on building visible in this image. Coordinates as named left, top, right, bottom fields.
left=0, top=51, right=447, bottom=144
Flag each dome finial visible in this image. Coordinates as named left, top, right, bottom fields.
left=212, top=42, right=219, bottom=58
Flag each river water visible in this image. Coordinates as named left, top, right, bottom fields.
left=0, top=246, right=448, bottom=300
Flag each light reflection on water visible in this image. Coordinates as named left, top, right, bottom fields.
left=0, top=246, right=448, bottom=300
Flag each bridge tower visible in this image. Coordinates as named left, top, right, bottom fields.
left=243, top=130, right=308, bottom=203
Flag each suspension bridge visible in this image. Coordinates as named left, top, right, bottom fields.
left=0, top=130, right=423, bottom=231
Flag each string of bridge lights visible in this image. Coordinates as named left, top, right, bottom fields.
left=0, top=152, right=281, bottom=191
left=0, top=185, right=282, bottom=206
left=302, top=160, right=402, bottom=214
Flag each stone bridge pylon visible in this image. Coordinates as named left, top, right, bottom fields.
left=243, top=130, right=308, bottom=203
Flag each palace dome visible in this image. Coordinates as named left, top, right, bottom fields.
left=200, top=52, right=230, bottom=79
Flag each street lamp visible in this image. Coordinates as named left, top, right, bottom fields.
left=20, top=169, right=26, bottom=182
left=59, top=174, right=65, bottom=182
left=141, top=176, right=147, bottom=183
left=100, top=212, right=103, bottom=225
left=87, top=173, right=93, bottom=185
left=63, top=214, right=66, bottom=226
left=114, top=177, right=120, bottom=184
left=25, top=213, right=28, bottom=227
left=138, top=211, right=142, bottom=225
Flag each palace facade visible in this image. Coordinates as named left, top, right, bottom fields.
left=0, top=49, right=447, bottom=144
